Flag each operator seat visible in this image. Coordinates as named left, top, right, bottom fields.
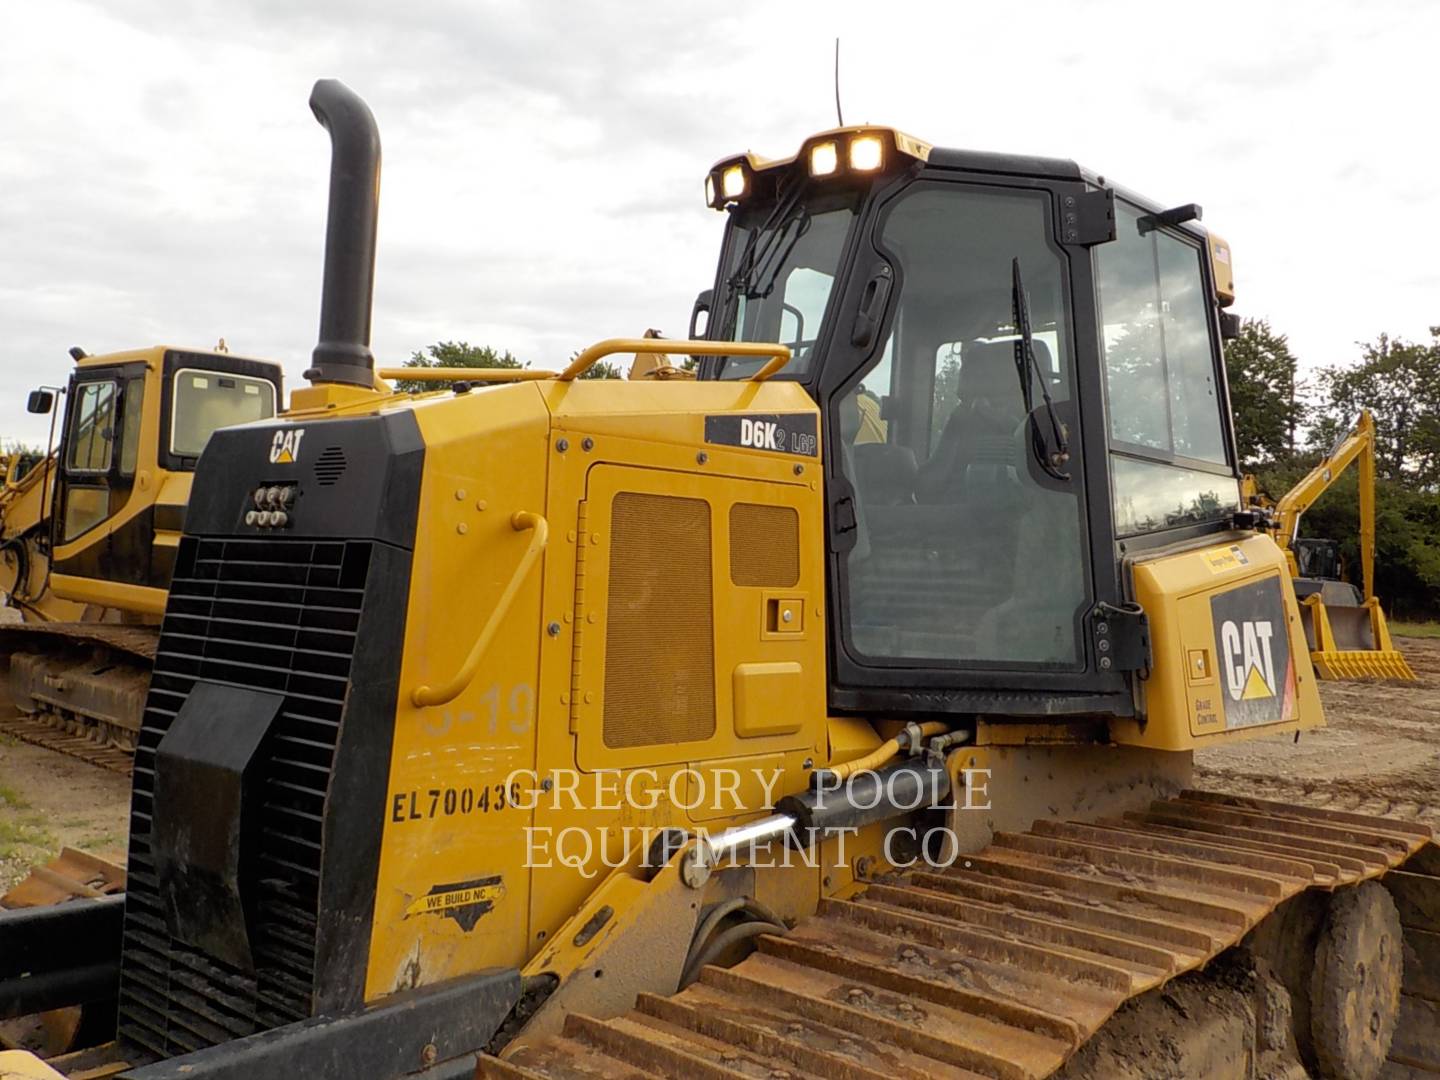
left=915, top=340, right=1051, bottom=503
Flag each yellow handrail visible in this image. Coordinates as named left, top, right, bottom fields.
left=557, top=338, right=791, bottom=382
left=376, top=367, right=560, bottom=383
left=410, top=511, right=549, bottom=708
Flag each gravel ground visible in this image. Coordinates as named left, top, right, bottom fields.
left=1196, top=636, right=1440, bottom=827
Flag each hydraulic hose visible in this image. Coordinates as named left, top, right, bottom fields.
left=679, top=897, right=788, bottom=988
left=828, top=720, right=948, bottom=781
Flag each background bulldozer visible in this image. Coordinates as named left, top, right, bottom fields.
left=0, top=345, right=282, bottom=768
left=0, top=80, right=1435, bottom=1080
left=1242, top=409, right=1416, bottom=681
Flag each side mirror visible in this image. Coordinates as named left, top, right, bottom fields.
left=688, top=288, right=713, bottom=339
left=1219, top=311, right=1242, bottom=341
left=26, top=390, right=54, bottom=414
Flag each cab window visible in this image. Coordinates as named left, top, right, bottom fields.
left=118, top=376, right=144, bottom=476
left=63, top=488, right=109, bottom=541
left=715, top=196, right=858, bottom=379
left=1097, top=204, right=1237, bottom=534
left=66, top=381, right=117, bottom=473
left=171, top=370, right=277, bottom=458
left=834, top=184, right=1089, bottom=668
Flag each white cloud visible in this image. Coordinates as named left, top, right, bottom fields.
left=2, top=0, right=1437, bottom=444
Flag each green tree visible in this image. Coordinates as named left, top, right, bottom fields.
left=1310, top=329, right=1440, bottom=486
left=1223, top=318, right=1305, bottom=466
left=564, top=351, right=623, bottom=380
left=1244, top=325, right=1440, bottom=620
left=397, top=341, right=621, bottom=390
left=395, top=341, right=524, bottom=393
left=1253, top=459, right=1440, bottom=619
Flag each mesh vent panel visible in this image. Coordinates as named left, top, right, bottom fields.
left=729, top=503, right=800, bottom=588
left=603, top=492, right=715, bottom=748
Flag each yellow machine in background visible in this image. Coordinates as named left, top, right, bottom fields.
left=1243, top=409, right=1416, bottom=680
left=0, top=448, right=84, bottom=623
left=2, top=81, right=1435, bottom=1080
left=0, top=345, right=282, bottom=762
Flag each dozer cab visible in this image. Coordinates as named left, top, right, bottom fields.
left=0, top=345, right=282, bottom=767
left=2, top=81, right=1435, bottom=1080
left=1243, top=410, right=1417, bottom=680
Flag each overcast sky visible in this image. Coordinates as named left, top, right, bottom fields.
left=2, top=0, right=1436, bottom=445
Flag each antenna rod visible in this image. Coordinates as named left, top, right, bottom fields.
left=834, top=38, right=844, bottom=126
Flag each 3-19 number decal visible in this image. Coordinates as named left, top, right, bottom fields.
left=420, top=682, right=534, bottom=739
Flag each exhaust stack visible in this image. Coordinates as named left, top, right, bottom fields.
left=306, top=78, right=381, bottom=387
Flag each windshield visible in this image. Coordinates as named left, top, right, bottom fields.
left=712, top=196, right=858, bottom=379
left=171, top=369, right=277, bottom=457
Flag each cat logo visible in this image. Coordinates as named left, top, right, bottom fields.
left=1220, top=618, right=1276, bottom=701
left=1209, top=576, right=1294, bottom=729
left=268, top=428, right=306, bottom=464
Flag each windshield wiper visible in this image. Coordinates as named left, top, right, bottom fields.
left=748, top=211, right=812, bottom=300
left=717, top=175, right=810, bottom=339
left=1011, top=257, right=1071, bottom=482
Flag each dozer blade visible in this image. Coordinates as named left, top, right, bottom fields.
left=1301, top=595, right=1419, bottom=682
left=1312, top=647, right=1418, bottom=682
left=0, top=849, right=124, bottom=910
left=485, top=792, right=1437, bottom=1080
left=1, top=851, right=125, bottom=1059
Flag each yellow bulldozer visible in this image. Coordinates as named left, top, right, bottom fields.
left=1, top=80, right=1436, bottom=1080
left=0, top=344, right=282, bottom=768
left=1242, top=410, right=1416, bottom=681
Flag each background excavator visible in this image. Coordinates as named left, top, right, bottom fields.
left=1242, top=410, right=1417, bottom=680
left=1, top=80, right=1436, bottom=1080
left=0, top=345, right=282, bottom=769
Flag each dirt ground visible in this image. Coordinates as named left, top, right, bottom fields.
left=0, top=638, right=1436, bottom=896
left=1196, top=635, right=1440, bottom=827
left=0, top=734, right=130, bottom=894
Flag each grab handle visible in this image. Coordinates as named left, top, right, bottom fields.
left=411, top=511, right=548, bottom=708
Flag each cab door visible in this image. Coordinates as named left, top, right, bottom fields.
left=51, top=364, right=148, bottom=587
left=58, top=375, right=125, bottom=543
left=813, top=174, right=1131, bottom=715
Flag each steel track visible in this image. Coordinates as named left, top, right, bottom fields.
left=485, top=791, right=1439, bottom=1079
left=0, top=713, right=134, bottom=775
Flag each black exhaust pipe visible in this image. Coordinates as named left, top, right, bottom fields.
left=306, top=78, right=381, bottom=387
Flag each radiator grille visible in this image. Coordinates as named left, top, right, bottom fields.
left=117, top=536, right=370, bottom=1060
left=602, top=493, right=714, bottom=748
left=729, top=503, right=799, bottom=588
